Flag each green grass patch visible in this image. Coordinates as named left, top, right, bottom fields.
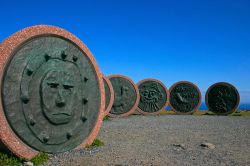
left=196, top=111, right=216, bottom=116
left=0, top=152, right=48, bottom=166
left=103, top=115, right=111, bottom=121
left=159, top=110, right=177, bottom=115
left=230, top=111, right=250, bottom=116
left=231, top=113, right=242, bottom=116
left=86, top=139, right=104, bottom=148
left=0, top=152, right=24, bottom=166
left=30, top=152, right=49, bottom=165
left=132, top=109, right=141, bottom=115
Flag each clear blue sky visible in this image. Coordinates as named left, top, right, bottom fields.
left=0, top=0, right=249, bottom=103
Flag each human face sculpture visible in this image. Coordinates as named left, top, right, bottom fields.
left=41, top=70, right=76, bottom=125
left=140, top=84, right=163, bottom=112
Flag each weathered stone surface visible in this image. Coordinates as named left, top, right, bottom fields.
left=169, top=81, right=201, bottom=114
left=0, top=25, right=105, bottom=159
left=137, top=78, right=169, bottom=115
left=205, top=82, right=240, bottom=115
left=103, top=74, right=114, bottom=116
left=108, top=74, right=140, bottom=118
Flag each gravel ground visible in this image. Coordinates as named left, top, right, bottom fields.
left=44, top=115, right=250, bottom=166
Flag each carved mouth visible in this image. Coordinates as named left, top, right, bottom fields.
left=143, top=97, right=156, bottom=102
left=52, top=112, right=71, bottom=116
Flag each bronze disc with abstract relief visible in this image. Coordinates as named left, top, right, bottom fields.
left=137, top=79, right=169, bottom=115
left=205, top=82, right=240, bottom=115
left=108, top=74, right=140, bottom=117
left=169, top=81, right=201, bottom=114
left=0, top=25, right=104, bottom=156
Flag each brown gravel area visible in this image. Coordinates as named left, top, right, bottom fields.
left=44, top=115, right=250, bottom=166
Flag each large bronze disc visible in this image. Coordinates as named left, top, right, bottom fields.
left=137, top=79, right=169, bottom=115
left=169, top=81, right=201, bottom=114
left=205, top=82, right=240, bottom=115
left=103, top=74, right=114, bottom=116
left=107, top=74, right=140, bottom=118
left=0, top=25, right=104, bottom=159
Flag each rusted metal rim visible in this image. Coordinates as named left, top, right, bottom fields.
left=103, top=74, right=115, bottom=116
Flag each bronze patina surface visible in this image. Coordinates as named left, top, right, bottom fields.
left=0, top=25, right=104, bottom=159
left=169, top=81, right=201, bottom=114
left=137, top=79, right=169, bottom=115
left=108, top=74, right=139, bottom=118
left=206, top=82, right=240, bottom=115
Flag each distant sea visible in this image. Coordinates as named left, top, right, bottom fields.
left=166, top=102, right=250, bottom=111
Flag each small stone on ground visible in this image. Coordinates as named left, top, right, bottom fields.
left=200, top=142, right=216, bottom=149
left=24, top=161, right=34, bottom=166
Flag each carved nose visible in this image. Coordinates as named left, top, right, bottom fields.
left=55, top=91, right=65, bottom=107
left=56, top=100, right=65, bottom=107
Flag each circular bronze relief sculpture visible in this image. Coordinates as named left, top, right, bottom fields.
left=0, top=25, right=104, bottom=159
left=103, top=74, right=114, bottom=116
left=137, top=79, right=169, bottom=115
left=206, top=82, right=240, bottom=115
left=169, top=81, right=201, bottom=114
left=108, top=74, right=140, bottom=117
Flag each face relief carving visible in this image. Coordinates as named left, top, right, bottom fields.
left=1, top=33, right=103, bottom=153
left=41, top=70, right=76, bottom=125
left=140, top=84, right=163, bottom=112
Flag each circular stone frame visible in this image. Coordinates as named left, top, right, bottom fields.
left=205, top=82, right=240, bottom=115
left=102, top=74, right=115, bottom=116
left=0, top=25, right=105, bottom=159
left=136, top=78, right=169, bottom=115
left=169, top=81, right=202, bottom=115
left=107, top=74, right=140, bottom=118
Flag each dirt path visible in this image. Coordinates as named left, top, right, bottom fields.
left=44, top=115, right=250, bottom=166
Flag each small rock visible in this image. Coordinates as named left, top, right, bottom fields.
left=173, top=144, right=185, bottom=149
left=23, top=161, right=34, bottom=166
left=200, top=142, right=216, bottom=149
